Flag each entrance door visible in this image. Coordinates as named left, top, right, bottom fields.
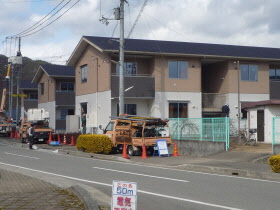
left=257, top=110, right=264, bottom=142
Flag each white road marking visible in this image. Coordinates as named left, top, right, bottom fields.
left=0, top=162, right=242, bottom=210
left=4, top=152, right=39, bottom=160
left=93, top=166, right=189, bottom=183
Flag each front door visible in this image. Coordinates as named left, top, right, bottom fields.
left=257, top=110, right=264, bottom=142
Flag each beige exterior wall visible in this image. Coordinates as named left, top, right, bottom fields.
left=38, top=73, right=55, bottom=104
left=153, top=56, right=201, bottom=92
left=75, top=45, right=111, bottom=96
left=228, top=61, right=269, bottom=94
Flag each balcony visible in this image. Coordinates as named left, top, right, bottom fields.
left=56, top=119, right=66, bottom=130
left=56, top=91, right=75, bottom=106
left=111, top=74, right=155, bottom=98
left=202, top=93, right=226, bottom=112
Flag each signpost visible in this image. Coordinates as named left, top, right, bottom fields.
left=112, top=180, right=137, bottom=210
left=153, top=139, right=170, bottom=157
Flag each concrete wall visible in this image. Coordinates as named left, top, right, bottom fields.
left=265, top=105, right=280, bottom=143
left=151, top=92, right=202, bottom=119
left=75, top=91, right=111, bottom=134
left=273, top=145, right=280, bottom=155
left=173, top=140, right=226, bottom=157
left=38, top=101, right=56, bottom=129
left=66, top=115, right=80, bottom=133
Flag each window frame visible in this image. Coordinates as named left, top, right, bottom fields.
left=60, top=82, right=74, bottom=92
left=117, top=104, right=137, bottom=116
left=40, top=83, right=44, bottom=95
left=116, top=62, right=138, bottom=76
left=168, top=102, right=188, bottom=118
left=168, top=60, right=188, bottom=79
left=81, top=65, right=88, bottom=83
left=29, top=92, right=38, bottom=100
left=240, top=64, right=258, bottom=81
left=269, top=69, right=280, bottom=80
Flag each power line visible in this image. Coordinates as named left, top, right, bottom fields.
left=0, top=0, right=59, bottom=3
left=14, top=0, right=66, bottom=37
left=20, top=0, right=80, bottom=37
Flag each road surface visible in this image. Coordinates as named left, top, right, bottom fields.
left=0, top=141, right=279, bottom=210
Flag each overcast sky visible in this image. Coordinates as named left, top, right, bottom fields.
left=0, top=0, right=278, bottom=64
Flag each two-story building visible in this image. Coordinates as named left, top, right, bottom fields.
left=19, top=80, right=38, bottom=119
left=67, top=36, right=280, bottom=133
left=32, top=64, right=75, bottom=131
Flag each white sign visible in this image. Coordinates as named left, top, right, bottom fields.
left=156, top=139, right=169, bottom=156
left=112, top=180, right=137, bottom=210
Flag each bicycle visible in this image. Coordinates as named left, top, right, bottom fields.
left=242, top=127, right=257, bottom=146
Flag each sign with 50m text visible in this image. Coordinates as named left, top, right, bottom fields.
left=112, top=180, right=137, bottom=210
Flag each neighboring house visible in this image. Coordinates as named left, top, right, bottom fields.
left=269, top=67, right=280, bottom=99
left=32, top=64, right=75, bottom=130
left=19, top=80, right=38, bottom=119
left=242, top=100, right=280, bottom=143
left=67, top=36, right=280, bottom=133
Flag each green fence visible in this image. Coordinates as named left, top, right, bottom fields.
left=169, top=118, right=230, bottom=151
left=272, top=117, right=280, bottom=153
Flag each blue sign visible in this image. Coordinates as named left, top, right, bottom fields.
left=153, top=139, right=170, bottom=157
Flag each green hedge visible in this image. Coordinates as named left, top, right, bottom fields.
left=76, top=134, right=113, bottom=154
left=268, top=154, right=280, bottom=173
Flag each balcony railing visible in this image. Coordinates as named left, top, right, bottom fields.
left=202, top=93, right=226, bottom=111
left=111, top=74, right=155, bottom=98
left=56, top=92, right=75, bottom=106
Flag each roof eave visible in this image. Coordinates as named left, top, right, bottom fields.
left=103, top=50, right=280, bottom=61
left=67, top=37, right=104, bottom=67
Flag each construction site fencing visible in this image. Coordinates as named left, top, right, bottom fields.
left=272, top=117, right=280, bottom=153
left=169, top=118, right=230, bottom=151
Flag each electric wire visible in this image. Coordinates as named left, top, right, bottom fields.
left=14, top=0, right=66, bottom=37
left=20, top=0, right=80, bottom=38
left=0, top=0, right=58, bottom=3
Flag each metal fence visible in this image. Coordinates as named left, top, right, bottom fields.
left=272, top=117, right=280, bottom=153
left=169, top=118, right=230, bottom=151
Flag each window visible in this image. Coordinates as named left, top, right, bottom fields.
left=105, top=121, right=115, bottom=131
left=81, top=65, right=88, bottom=83
left=60, top=82, right=74, bottom=92
left=116, top=62, right=137, bottom=76
left=60, top=109, right=74, bottom=120
left=169, top=102, right=188, bottom=118
left=29, top=93, right=38, bottom=100
left=168, top=61, right=188, bottom=79
left=40, top=83, right=44, bottom=95
left=270, top=69, right=280, bottom=80
left=117, top=104, right=137, bottom=116
left=240, top=64, right=258, bottom=81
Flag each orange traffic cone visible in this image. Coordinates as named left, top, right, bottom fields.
left=57, top=134, right=61, bottom=143
left=141, top=144, right=148, bottom=159
left=173, top=142, right=179, bottom=156
left=122, top=142, right=130, bottom=159
left=10, top=131, right=13, bottom=138
left=16, top=131, right=20, bottom=139
left=47, top=132, right=53, bottom=144
left=63, top=135, right=67, bottom=145
left=70, top=135, right=75, bottom=146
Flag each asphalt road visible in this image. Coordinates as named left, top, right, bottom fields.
left=0, top=141, right=279, bottom=210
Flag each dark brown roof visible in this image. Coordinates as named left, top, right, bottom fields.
left=242, top=100, right=280, bottom=109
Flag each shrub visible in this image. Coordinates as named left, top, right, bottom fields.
left=268, top=154, right=280, bottom=173
left=76, top=134, right=113, bottom=154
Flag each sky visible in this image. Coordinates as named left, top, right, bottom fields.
left=0, top=0, right=279, bottom=64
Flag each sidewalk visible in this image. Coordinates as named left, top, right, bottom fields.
left=0, top=168, right=85, bottom=210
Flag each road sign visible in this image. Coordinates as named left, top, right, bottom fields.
left=155, top=139, right=170, bottom=157
left=112, top=180, right=137, bottom=210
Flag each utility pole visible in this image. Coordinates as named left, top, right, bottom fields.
left=15, top=37, right=22, bottom=125
left=119, top=0, right=125, bottom=115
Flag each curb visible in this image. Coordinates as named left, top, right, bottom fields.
left=68, top=185, right=100, bottom=210
left=174, top=163, right=280, bottom=181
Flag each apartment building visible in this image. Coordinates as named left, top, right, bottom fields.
left=19, top=80, right=38, bottom=119
left=67, top=36, right=280, bottom=133
left=32, top=64, right=75, bottom=130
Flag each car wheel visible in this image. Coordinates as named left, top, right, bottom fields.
left=127, top=145, right=135, bottom=156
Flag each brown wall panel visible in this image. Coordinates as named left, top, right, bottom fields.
left=38, top=73, right=55, bottom=103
